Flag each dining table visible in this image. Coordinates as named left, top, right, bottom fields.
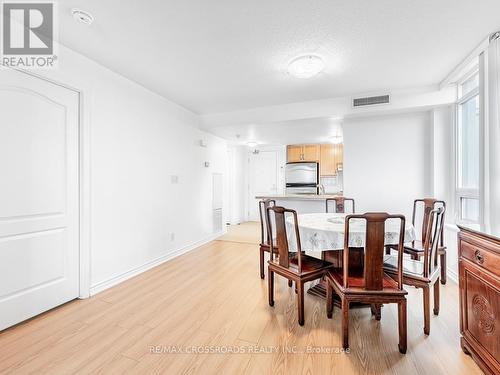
left=285, top=212, right=416, bottom=301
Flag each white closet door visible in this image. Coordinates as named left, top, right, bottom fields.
left=0, top=68, right=80, bottom=330
left=248, top=151, right=278, bottom=221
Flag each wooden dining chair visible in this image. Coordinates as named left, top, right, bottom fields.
left=386, top=199, right=447, bottom=284
left=258, top=199, right=276, bottom=279
left=267, top=206, right=334, bottom=326
left=325, top=197, right=355, bottom=214
left=325, top=213, right=408, bottom=353
left=383, top=206, right=445, bottom=335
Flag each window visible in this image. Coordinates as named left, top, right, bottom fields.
left=456, top=71, right=481, bottom=223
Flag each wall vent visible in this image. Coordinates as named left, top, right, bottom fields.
left=352, top=94, right=390, bottom=108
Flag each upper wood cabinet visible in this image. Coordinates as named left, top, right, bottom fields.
left=287, top=145, right=304, bottom=162
left=287, top=144, right=320, bottom=162
left=287, top=143, right=343, bottom=175
left=320, top=144, right=344, bottom=176
left=303, top=144, right=320, bottom=162
left=320, top=144, right=335, bottom=176
left=288, top=144, right=343, bottom=175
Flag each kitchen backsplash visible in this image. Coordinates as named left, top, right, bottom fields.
left=320, top=172, right=343, bottom=194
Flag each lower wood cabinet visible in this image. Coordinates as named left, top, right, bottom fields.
left=458, top=225, right=500, bottom=375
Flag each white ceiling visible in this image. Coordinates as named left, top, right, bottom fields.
left=214, top=117, right=343, bottom=146
left=59, top=1, right=500, bottom=114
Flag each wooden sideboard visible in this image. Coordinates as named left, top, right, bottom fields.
left=458, top=225, right=500, bottom=375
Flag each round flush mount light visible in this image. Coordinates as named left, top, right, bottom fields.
left=287, top=55, right=325, bottom=79
left=247, top=141, right=258, bottom=148
left=72, top=9, right=94, bottom=25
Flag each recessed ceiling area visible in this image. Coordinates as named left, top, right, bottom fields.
left=211, top=117, right=343, bottom=146
left=58, top=1, right=500, bottom=114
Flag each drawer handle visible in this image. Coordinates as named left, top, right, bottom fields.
left=474, top=250, right=484, bottom=264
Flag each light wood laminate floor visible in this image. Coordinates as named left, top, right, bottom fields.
left=0, top=237, right=482, bottom=374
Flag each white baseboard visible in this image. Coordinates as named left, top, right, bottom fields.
left=447, top=268, right=458, bottom=284
left=88, top=230, right=226, bottom=296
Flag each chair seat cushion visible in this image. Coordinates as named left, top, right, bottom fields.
left=404, top=240, right=425, bottom=252
left=270, top=253, right=333, bottom=274
left=383, top=254, right=424, bottom=277
left=388, top=241, right=447, bottom=253
left=326, top=268, right=400, bottom=290
left=290, top=253, right=333, bottom=273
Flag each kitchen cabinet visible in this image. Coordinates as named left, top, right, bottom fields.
left=287, top=144, right=320, bottom=162
left=287, top=145, right=303, bottom=162
left=303, top=144, right=320, bottom=162
left=287, top=143, right=343, bottom=175
left=320, top=144, right=343, bottom=176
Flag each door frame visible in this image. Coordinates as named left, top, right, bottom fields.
left=10, top=67, right=92, bottom=299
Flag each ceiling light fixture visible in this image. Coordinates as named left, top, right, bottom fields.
left=72, top=9, right=94, bottom=25
left=287, top=55, right=325, bottom=79
left=247, top=141, right=258, bottom=148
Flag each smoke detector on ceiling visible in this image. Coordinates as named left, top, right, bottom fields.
left=72, top=9, right=94, bottom=25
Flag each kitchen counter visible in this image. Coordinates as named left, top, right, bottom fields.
left=255, top=194, right=343, bottom=214
left=255, top=194, right=342, bottom=201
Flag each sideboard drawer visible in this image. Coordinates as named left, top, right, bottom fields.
left=461, top=240, right=500, bottom=277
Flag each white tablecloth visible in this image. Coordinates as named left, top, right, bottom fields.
left=285, top=213, right=415, bottom=253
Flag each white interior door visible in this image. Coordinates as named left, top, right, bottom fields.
left=248, top=151, right=279, bottom=221
left=0, top=69, right=80, bottom=330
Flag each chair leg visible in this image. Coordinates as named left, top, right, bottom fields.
left=288, top=280, right=293, bottom=288
left=433, top=279, right=440, bottom=315
left=440, top=252, right=447, bottom=285
left=371, top=304, right=382, bottom=320
left=385, top=246, right=391, bottom=255
left=326, top=283, right=333, bottom=319
left=423, top=286, right=430, bottom=335
left=398, top=299, right=407, bottom=354
left=297, top=281, right=305, bottom=326
left=268, top=269, right=274, bottom=307
left=341, top=297, right=349, bottom=349
left=260, top=248, right=265, bottom=279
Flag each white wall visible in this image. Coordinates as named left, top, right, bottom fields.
left=343, top=111, right=432, bottom=219
left=430, top=106, right=454, bottom=206
left=430, top=106, right=458, bottom=282
left=35, top=44, right=227, bottom=294
left=227, top=145, right=248, bottom=224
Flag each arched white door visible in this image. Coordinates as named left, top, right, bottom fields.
left=0, top=69, right=80, bottom=330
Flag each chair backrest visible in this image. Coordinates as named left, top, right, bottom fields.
left=258, top=199, right=275, bottom=245
left=326, top=197, right=355, bottom=214
left=343, top=213, right=405, bottom=291
left=266, top=206, right=303, bottom=272
left=422, top=206, right=446, bottom=278
left=412, top=198, right=446, bottom=246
